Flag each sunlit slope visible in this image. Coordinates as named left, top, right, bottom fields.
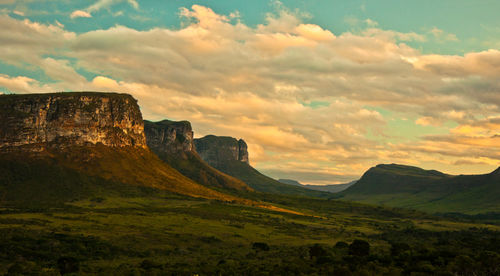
left=339, top=164, right=500, bottom=214
left=0, top=145, right=242, bottom=207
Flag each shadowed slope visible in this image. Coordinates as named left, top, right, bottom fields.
left=339, top=164, right=500, bottom=214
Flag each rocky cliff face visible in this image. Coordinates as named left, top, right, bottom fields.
left=194, top=135, right=250, bottom=167
left=144, top=120, right=194, bottom=158
left=0, top=92, right=146, bottom=151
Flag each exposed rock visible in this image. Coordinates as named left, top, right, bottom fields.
left=144, top=120, right=193, bottom=158
left=194, top=135, right=250, bottom=167
left=0, top=92, right=146, bottom=151
left=144, top=121, right=252, bottom=192
left=238, top=139, right=249, bottom=163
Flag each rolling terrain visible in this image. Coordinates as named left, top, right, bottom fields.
left=339, top=164, right=500, bottom=214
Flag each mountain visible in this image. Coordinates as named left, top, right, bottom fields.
left=144, top=120, right=252, bottom=192
left=194, top=135, right=332, bottom=198
left=278, top=179, right=356, bottom=193
left=0, top=92, right=243, bottom=206
left=303, top=181, right=356, bottom=193
left=278, top=179, right=302, bottom=186
left=339, top=164, right=500, bottom=214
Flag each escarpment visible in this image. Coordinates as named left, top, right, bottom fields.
left=144, top=120, right=194, bottom=158
left=0, top=92, right=146, bottom=151
left=194, top=135, right=250, bottom=168
left=0, top=92, right=249, bottom=204
left=144, top=120, right=252, bottom=192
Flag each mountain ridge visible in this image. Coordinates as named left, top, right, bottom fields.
left=144, top=119, right=252, bottom=192
left=339, top=163, right=500, bottom=214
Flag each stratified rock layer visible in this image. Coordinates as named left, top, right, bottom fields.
left=145, top=121, right=252, bottom=192
left=144, top=120, right=193, bottom=158
left=0, top=92, right=146, bottom=151
left=194, top=135, right=250, bottom=167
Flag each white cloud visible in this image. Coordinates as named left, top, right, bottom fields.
left=72, top=0, right=139, bottom=18
left=70, top=10, right=91, bottom=19
left=1, top=6, right=500, bottom=182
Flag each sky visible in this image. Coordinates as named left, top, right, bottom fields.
left=1, top=0, right=500, bottom=185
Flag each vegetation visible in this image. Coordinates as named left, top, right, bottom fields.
left=1, top=144, right=500, bottom=274
left=339, top=164, right=500, bottom=214
left=0, top=192, right=499, bottom=275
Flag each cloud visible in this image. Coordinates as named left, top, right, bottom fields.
left=0, top=74, right=40, bottom=92
left=71, top=0, right=139, bottom=18
left=1, top=6, right=500, bottom=183
left=0, top=14, right=75, bottom=67
left=70, top=10, right=91, bottom=19
left=429, top=27, right=458, bottom=42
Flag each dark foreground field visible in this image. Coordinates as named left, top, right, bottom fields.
left=1, top=192, right=499, bottom=275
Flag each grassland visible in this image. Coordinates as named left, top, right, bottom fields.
left=1, top=192, right=500, bottom=275
left=1, top=153, right=500, bottom=275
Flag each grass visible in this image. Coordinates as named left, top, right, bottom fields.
left=1, top=193, right=500, bottom=275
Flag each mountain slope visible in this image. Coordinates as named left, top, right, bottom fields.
left=0, top=92, right=245, bottom=206
left=0, top=146, right=240, bottom=207
left=339, top=164, right=500, bottom=214
left=194, top=135, right=333, bottom=198
left=144, top=120, right=252, bottom=193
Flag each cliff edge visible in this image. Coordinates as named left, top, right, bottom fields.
left=194, top=135, right=249, bottom=167
left=0, top=92, right=146, bottom=151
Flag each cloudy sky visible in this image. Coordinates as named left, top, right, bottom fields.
left=1, top=0, right=500, bottom=185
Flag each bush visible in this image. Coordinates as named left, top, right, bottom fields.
left=348, top=240, right=370, bottom=257
left=309, top=244, right=328, bottom=259
left=57, top=257, right=79, bottom=275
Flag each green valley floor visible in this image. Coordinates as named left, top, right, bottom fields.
left=1, top=193, right=499, bottom=275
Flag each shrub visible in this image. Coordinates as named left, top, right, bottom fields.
left=309, top=244, right=328, bottom=259
left=57, top=257, right=79, bottom=275
left=348, top=240, right=370, bottom=257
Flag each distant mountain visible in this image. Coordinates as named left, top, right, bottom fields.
left=278, top=179, right=356, bottom=193
left=339, top=164, right=500, bottom=214
left=277, top=179, right=302, bottom=186
left=304, top=181, right=357, bottom=193
left=194, top=136, right=332, bottom=198
left=144, top=120, right=252, bottom=192
left=0, top=92, right=245, bottom=206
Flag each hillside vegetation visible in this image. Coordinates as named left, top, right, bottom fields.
left=339, top=164, right=500, bottom=214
